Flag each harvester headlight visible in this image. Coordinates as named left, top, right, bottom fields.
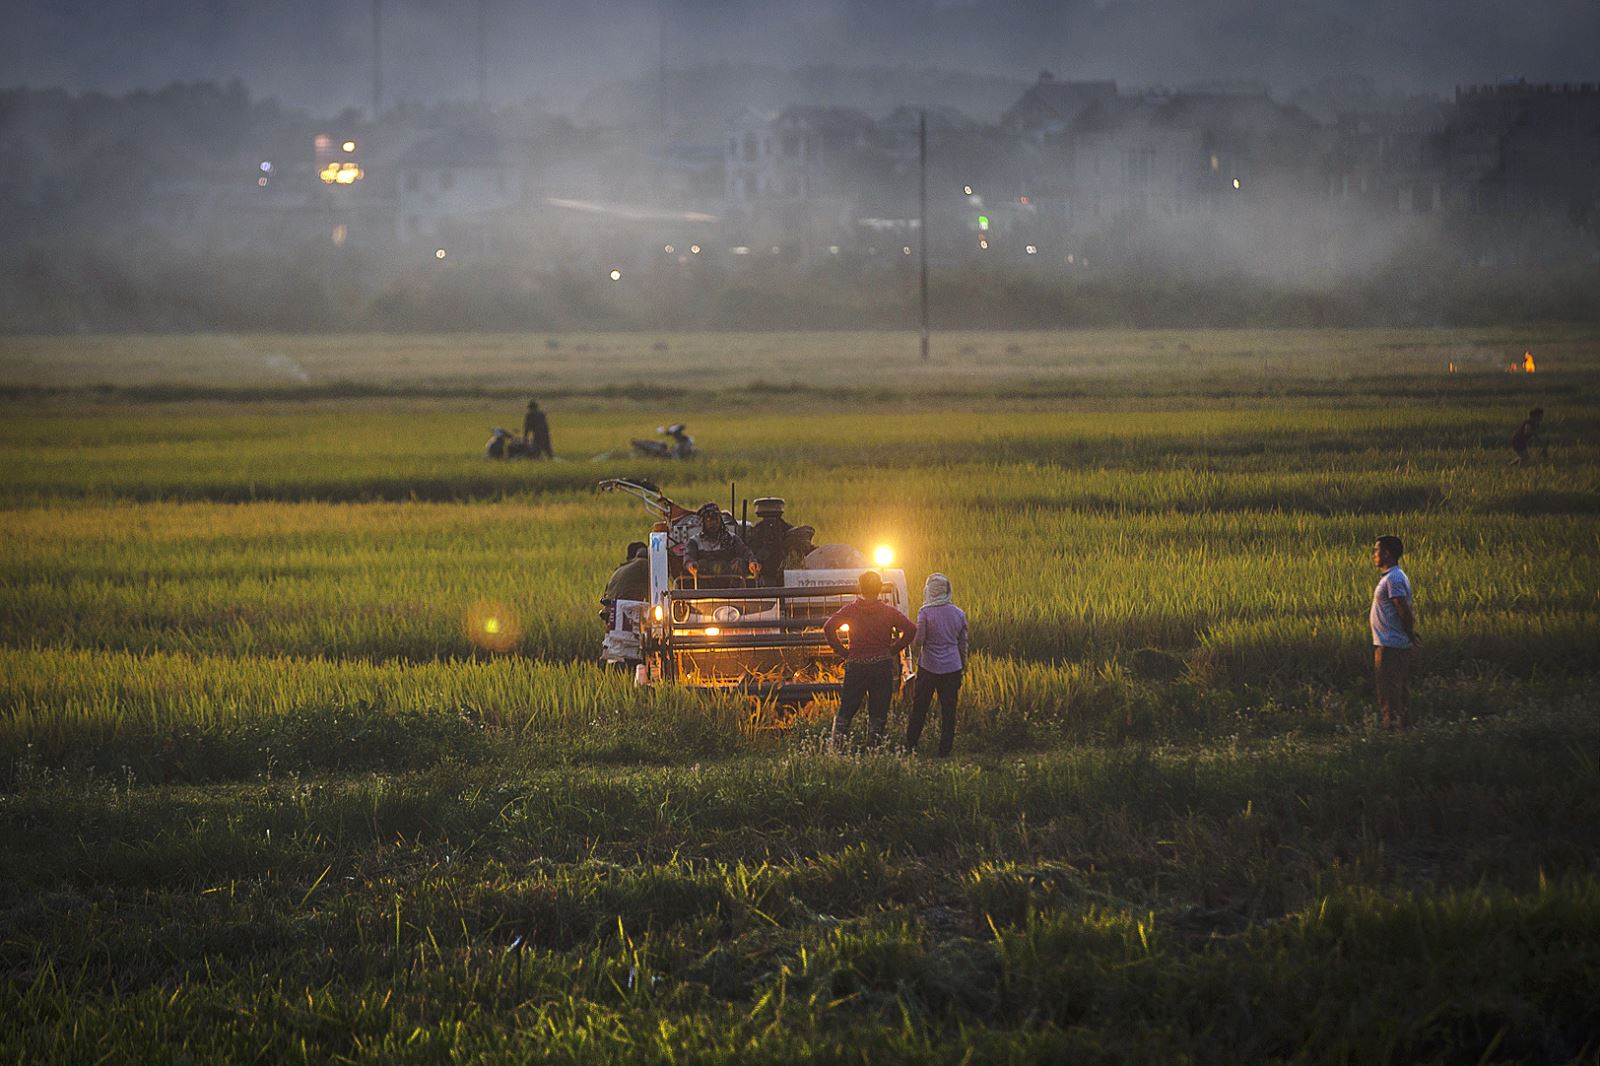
left=704, top=626, right=720, bottom=637
left=838, top=623, right=849, bottom=633
left=873, top=545, right=894, bottom=567
left=653, top=605, right=664, bottom=621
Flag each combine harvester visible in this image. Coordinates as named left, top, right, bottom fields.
left=595, top=478, right=913, bottom=706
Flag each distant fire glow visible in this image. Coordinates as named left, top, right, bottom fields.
left=465, top=600, right=520, bottom=653
left=1507, top=351, right=1537, bottom=373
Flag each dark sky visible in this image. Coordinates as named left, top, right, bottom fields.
left=6, top=0, right=1597, bottom=112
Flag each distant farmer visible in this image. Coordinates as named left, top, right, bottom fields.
left=1509, top=407, right=1544, bottom=465
left=1370, top=535, right=1418, bottom=730
left=684, top=503, right=758, bottom=581
left=905, top=573, right=968, bottom=757
left=824, top=571, right=916, bottom=750
left=523, top=400, right=553, bottom=459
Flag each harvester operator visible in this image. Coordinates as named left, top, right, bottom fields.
left=744, top=497, right=815, bottom=587
left=684, top=503, right=759, bottom=581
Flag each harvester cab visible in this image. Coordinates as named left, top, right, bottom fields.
left=594, top=478, right=914, bottom=704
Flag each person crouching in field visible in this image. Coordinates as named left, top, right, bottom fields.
left=905, top=573, right=968, bottom=757
left=824, top=571, right=916, bottom=751
left=1509, top=407, right=1544, bottom=465
left=1370, top=535, right=1419, bottom=729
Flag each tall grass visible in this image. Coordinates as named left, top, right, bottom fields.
left=1, top=336, right=1597, bottom=1060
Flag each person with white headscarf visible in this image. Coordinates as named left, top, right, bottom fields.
left=905, top=572, right=968, bottom=756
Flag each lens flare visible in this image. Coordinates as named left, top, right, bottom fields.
left=465, top=600, right=520, bottom=653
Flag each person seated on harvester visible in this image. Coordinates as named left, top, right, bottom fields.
left=683, top=502, right=759, bottom=584
left=603, top=541, right=650, bottom=605
left=745, top=497, right=815, bottom=587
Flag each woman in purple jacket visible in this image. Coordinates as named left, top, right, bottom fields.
left=905, top=573, right=969, bottom=756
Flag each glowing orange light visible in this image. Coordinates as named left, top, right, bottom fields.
left=1448, top=361, right=1456, bottom=373
left=1524, top=352, right=1536, bottom=373
left=464, top=600, right=520, bottom=652
left=838, top=623, right=850, bottom=633
left=704, top=626, right=720, bottom=637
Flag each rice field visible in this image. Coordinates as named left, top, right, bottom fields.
left=2, top=329, right=1598, bottom=1061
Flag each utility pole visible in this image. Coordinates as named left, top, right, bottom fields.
left=659, top=0, right=669, bottom=134
left=477, top=0, right=488, bottom=107
left=371, top=0, right=383, bottom=120
left=919, top=109, right=930, bottom=361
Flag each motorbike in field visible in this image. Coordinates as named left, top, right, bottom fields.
left=485, top=427, right=536, bottom=459
left=631, top=423, right=696, bottom=460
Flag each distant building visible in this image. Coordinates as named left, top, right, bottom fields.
left=1063, top=89, right=1323, bottom=232
left=1446, top=81, right=1600, bottom=225
left=1324, top=103, right=1452, bottom=215
left=723, top=105, right=881, bottom=253
left=394, top=127, right=524, bottom=248
left=1001, top=72, right=1118, bottom=143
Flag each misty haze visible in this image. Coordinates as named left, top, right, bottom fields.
left=1, top=0, right=1597, bottom=332
left=2, top=6, right=1599, bottom=1064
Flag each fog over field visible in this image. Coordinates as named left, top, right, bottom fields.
left=3, top=1, right=1597, bottom=333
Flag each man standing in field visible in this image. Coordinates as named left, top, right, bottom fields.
left=824, top=571, right=916, bottom=750
left=523, top=400, right=553, bottom=459
left=1370, top=535, right=1419, bottom=729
